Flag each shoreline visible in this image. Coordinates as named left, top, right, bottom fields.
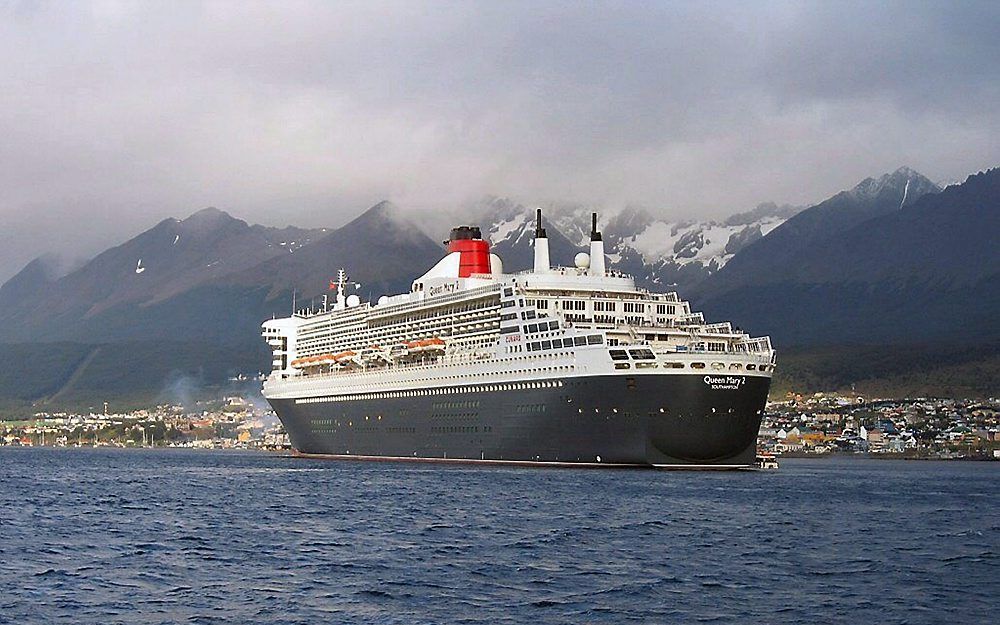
left=3, top=444, right=997, bottom=463
left=776, top=450, right=998, bottom=462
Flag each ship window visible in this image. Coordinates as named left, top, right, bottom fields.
left=614, top=363, right=631, bottom=370
left=691, top=362, right=706, bottom=369
left=541, top=340, right=552, bottom=350
left=524, top=310, right=536, bottom=320
left=503, top=288, right=514, bottom=297
left=587, top=335, right=603, bottom=345
left=759, top=365, right=768, bottom=372
left=500, top=326, right=518, bottom=334
left=609, top=350, right=629, bottom=361
left=574, top=336, right=587, bottom=346
left=527, top=324, right=538, bottom=333
left=629, top=349, right=656, bottom=360
left=548, top=321, right=558, bottom=331
left=746, top=364, right=757, bottom=370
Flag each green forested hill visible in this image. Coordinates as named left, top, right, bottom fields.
left=0, top=341, right=267, bottom=417
left=771, top=344, right=1000, bottom=399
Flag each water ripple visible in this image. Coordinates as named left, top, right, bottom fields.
left=0, top=448, right=997, bottom=625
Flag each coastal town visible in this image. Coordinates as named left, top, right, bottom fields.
left=758, top=394, right=1000, bottom=460
left=0, top=397, right=289, bottom=451
left=2, top=393, right=998, bottom=461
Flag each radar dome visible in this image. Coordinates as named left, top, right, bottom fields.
left=346, top=294, right=361, bottom=307
left=574, top=252, right=591, bottom=269
left=377, top=295, right=389, bottom=306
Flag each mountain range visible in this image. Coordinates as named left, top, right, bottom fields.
left=0, top=165, right=997, bottom=409
left=474, top=198, right=804, bottom=290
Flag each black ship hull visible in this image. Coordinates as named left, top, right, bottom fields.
left=266, top=373, right=770, bottom=468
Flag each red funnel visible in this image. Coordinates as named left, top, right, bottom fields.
left=447, top=226, right=491, bottom=277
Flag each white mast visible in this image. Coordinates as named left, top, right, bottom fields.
left=334, top=269, right=348, bottom=310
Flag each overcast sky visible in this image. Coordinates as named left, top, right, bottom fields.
left=1, top=0, right=998, bottom=281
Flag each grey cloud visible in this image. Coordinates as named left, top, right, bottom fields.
left=0, top=0, right=998, bottom=282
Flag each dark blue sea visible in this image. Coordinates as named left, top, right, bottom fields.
left=0, top=449, right=996, bottom=624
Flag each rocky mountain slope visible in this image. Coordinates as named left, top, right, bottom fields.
left=0, top=203, right=440, bottom=344
left=694, top=167, right=940, bottom=298
left=225, top=201, right=443, bottom=301
left=695, top=168, right=996, bottom=345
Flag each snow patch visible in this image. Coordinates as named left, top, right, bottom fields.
left=488, top=215, right=526, bottom=243
left=629, top=215, right=791, bottom=269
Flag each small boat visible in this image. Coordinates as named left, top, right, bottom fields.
left=755, top=453, right=779, bottom=470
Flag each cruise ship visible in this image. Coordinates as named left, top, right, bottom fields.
left=261, top=211, right=775, bottom=468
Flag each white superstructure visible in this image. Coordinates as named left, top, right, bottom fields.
left=262, top=212, right=775, bottom=405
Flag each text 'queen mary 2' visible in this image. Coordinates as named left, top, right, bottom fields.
left=261, top=210, right=775, bottom=468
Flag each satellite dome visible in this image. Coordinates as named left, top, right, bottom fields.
left=346, top=294, right=361, bottom=307
left=377, top=295, right=389, bottom=306
left=574, top=252, right=591, bottom=269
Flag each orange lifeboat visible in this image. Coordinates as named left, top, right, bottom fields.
left=333, top=350, right=357, bottom=364
left=406, top=337, right=446, bottom=353
left=314, top=353, right=337, bottom=366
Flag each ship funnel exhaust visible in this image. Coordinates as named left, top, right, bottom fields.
left=447, top=226, right=491, bottom=277
left=533, top=208, right=550, bottom=273
left=589, top=212, right=606, bottom=276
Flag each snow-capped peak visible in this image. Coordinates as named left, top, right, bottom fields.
left=848, top=167, right=940, bottom=205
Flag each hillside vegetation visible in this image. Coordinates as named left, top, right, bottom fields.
left=0, top=341, right=267, bottom=417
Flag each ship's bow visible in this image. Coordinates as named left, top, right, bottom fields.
left=644, top=374, right=771, bottom=467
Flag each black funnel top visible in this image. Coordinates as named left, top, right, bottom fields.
left=447, top=225, right=483, bottom=243
left=590, top=212, right=602, bottom=241
left=535, top=208, right=547, bottom=238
